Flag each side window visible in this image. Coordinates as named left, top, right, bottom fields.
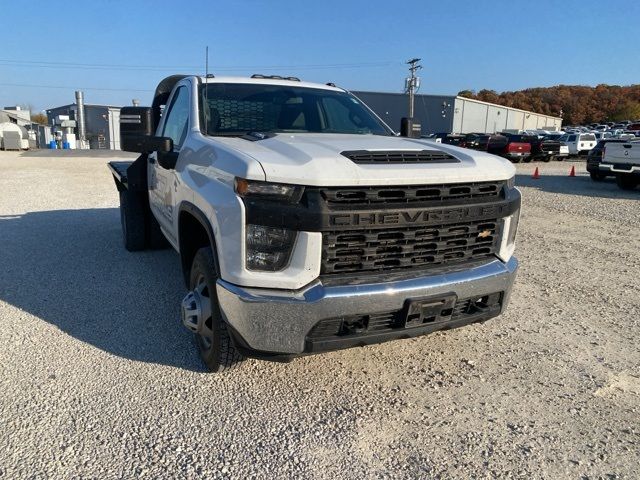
left=162, top=86, right=190, bottom=149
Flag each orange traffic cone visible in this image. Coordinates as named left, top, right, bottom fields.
left=569, top=165, right=576, bottom=177
left=532, top=167, right=540, bottom=179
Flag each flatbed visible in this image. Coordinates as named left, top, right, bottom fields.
left=107, top=156, right=147, bottom=192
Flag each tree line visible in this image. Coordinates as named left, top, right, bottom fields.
left=457, top=85, right=640, bottom=125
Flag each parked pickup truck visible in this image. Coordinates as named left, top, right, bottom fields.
left=601, top=140, right=640, bottom=190
left=522, top=135, right=562, bottom=162
left=108, top=74, right=520, bottom=372
left=587, top=139, right=628, bottom=181
left=492, top=134, right=532, bottom=163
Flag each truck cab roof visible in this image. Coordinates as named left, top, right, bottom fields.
left=197, top=75, right=344, bottom=92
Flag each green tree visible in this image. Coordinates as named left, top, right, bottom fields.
left=611, top=102, right=640, bottom=121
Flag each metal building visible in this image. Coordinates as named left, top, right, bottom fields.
left=46, top=103, right=121, bottom=149
left=1, top=106, right=32, bottom=127
left=351, top=91, right=563, bottom=135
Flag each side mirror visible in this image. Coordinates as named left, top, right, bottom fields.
left=144, top=136, right=173, bottom=153
left=157, top=150, right=178, bottom=170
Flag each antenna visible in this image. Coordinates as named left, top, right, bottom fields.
left=204, top=46, right=209, bottom=135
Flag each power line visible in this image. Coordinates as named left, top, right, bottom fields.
left=0, top=82, right=153, bottom=92
left=0, top=59, right=402, bottom=72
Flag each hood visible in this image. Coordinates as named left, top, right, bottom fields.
left=213, top=133, right=515, bottom=186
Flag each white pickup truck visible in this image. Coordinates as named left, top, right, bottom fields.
left=108, top=75, right=520, bottom=372
left=601, top=140, right=640, bottom=190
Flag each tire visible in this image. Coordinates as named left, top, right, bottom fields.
left=189, top=247, right=244, bottom=372
left=523, top=156, right=532, bottom=163
left=543, top=156, right=552, bottom=163
left=616, top=174, right=639, bottom=191
left=119, top=190, right=146, bottom=251
left=590, top=171, right=606, bottom=182
left=510, top=157, right=522, bottom=164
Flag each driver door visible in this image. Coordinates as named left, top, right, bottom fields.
left=148, top=85, right=190, bottom=241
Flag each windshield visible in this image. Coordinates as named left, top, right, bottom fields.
left=199, top=83, right=392, bottom=136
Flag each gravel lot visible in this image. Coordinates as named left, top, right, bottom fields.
left=1, top=151, right=638, bottom=479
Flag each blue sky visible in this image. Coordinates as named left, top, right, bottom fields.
left=1, top=0, right=638, bottom=112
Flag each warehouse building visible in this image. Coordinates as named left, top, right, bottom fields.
left=352, top=91, right=562, bottom=135
left=46, top=101, right=121, bottom=150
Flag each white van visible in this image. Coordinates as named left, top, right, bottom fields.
left=559, top=133, right=597, bottom=155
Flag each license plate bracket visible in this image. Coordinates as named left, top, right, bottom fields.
left=403, top=293, right=457, bottom=328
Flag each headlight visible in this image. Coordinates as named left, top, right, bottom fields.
left=506, top=176, right=515, bottom=189
left=497, top=207, right=520, bottom=262
left=235, top=178, right=304, bottom=203
left=246, top=224, right=296, bottom=271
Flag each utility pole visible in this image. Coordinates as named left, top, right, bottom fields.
left=401, top=58, right=422, bottom=137
left=405, top=58, right=422, bottom=118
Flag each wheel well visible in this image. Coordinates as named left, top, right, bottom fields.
left=178, top=211, right=214, bottom=287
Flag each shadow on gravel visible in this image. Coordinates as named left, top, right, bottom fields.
left=516, top=174, right=640, bottom=199
left=0, top=208, right=204, bottom=371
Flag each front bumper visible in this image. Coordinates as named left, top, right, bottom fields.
left=216, top=257, right=519, bottom=355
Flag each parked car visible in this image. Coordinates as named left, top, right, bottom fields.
left=594, top=131, right=613, bottom=141
left=601, top=140, right=640, bottom=190
left=558, top=133, right=597, bottom=155
left=462, top=133, right=508, bottom=153
left=625, top=123, right=640, bottom=135
left=586, top=139, right=628, bottom=181
left=460, top=133, right=486, bottom=148
left=432, top=133, right=466, bottom=146
left=523, top=135, right=562, bottom=162
left=491, top=134, right=531, bottom=162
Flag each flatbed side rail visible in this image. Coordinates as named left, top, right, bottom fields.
left=107, top=154, right=148, bottom=192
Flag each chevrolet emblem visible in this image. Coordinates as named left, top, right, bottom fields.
left=477, top=229, right=492, bottom=238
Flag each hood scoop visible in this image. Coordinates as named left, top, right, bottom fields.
left=341, top=149, right=460, bottom=165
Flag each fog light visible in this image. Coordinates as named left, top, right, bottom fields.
left=246, top=224, right=296, bottom=271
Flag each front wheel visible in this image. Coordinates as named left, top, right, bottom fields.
left=616, top=174, right=639, bottom=191
left=590, top=171, right=606, bottom=182
left=543, top=156, right=552, bottom=163
left=186, top=247, right=244, bottom=372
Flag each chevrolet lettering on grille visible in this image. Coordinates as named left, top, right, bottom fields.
left=329, top=205, right=502, bottom=227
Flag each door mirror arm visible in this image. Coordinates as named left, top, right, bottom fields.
left=157, top=150, right=179, bottom=170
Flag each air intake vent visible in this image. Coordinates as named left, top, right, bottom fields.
left=341, top=150, right=459, bottom=164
